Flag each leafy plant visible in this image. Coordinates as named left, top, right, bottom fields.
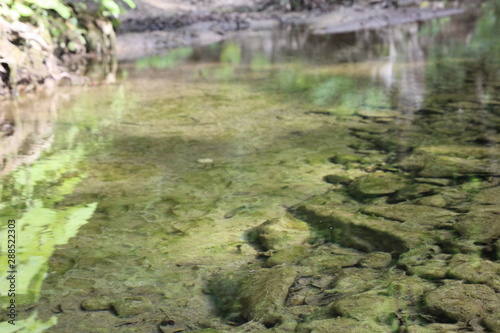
left=0, top=0, right=136, bottom=21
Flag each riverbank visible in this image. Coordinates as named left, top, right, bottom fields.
left=0, top=1, right=120, bottom=99
left=1, top=0, right=469, bottom=97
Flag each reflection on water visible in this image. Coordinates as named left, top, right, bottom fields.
left=1, top=4, right=500, bottom=332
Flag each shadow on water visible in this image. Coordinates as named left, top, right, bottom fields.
left=1, top=2, right=500, bottom=331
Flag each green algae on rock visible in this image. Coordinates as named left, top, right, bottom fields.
left=424, top=283, right=500, bottom=323
left=247, top=214, right=311, bottom=251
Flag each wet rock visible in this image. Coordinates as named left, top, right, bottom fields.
left=349, top=124, right=391, bottom=134
left=388, top=183, right=436, bottom=203
left=417, top=107, right=445, bottom=115
left=348, top=172, right=408, bottom=199
left=447, top=254, right=500, bottom=291
left=239, top=266, right=297, bottom=325
left=248, top=214, right=311, bottom=251
left=356, top=109, right=398, bottom=118
left=296, top=317, right=389, bottom=333
left=330, top=294, right=399, bottom=323
left=483, top=314, right=500, bottom=333
left=112, top=296, right=153, bottom=318
left=359, top=252, right=392, bottom=268
left=328, top=268, right=383, bottom=294
left=81, top=296, right=112, bottom=311
left=159, top=319, right=188, bottom=333
left=361, top=204, right=457, bottom=227
left=424, top=283, right=500, bottom=322
left=48, top=253, right=76, bottom=275
left=399, top=246, right=452, bottom=280
left=405, top=323, right=464, bottom=333
left=415, top=194, right=447, bottom=208
left=387, top=275, right=434, bottom=302
left=300, top=252, right=361, bottom=272
left=399, top=150, right=499, bottom=177
left=291, top=196, right=431, bottom=253
left=473, top=185, right=500, bottom=205
left=266, top=246, right=308, bottom=267
left=415, top=178, right=452, bottom=186
left=455, top=207, right=500, bottom=243
left=329, top=153, right=366, bottom=165
left=323, top=174, right=352, bottom=185
left=209, top=266, right=297, bottom=326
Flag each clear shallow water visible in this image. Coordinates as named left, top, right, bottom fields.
left=0, top=5, right=499, bottom=332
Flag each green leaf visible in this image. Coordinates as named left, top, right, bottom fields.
left=24, top=0, right=72, bottom=19
left=102, top=0, right=121, bottom=16
left=122, top=0, right=136, bottom=9
left=12, top=2, right=34, bottom=17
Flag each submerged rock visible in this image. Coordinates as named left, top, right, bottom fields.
left=388, top=183, right=436, bottom=203
left=248, top=214, right=311, bottom=251
left=424, top=283, right=500, bottom=323
left=361, top=204, right=457, bottom=227
left=296, top=317, right=389, bottom=333
left=209, top=266, right=297, bottom=327
left=400, top=153, right=498, bottom=178
left=328, top=268, right=384, bottom=295
left=330, top=294, right=399, bottom=324
left=112, top=296, right=153, bottom=318
left=81, top=296, right=112, bottom=311
left=348, top=172, right=408, bottom=200
left=359, top=252, right=392, bottom=269
left=399, top=246, right=451, bottom=280
left=266, top=246, right=308, bottom=267
left=447, top=254, right=500, bottom=291
left=291, top=195, right=431, bottom=253
left=455, top=207, right=500, bottom=243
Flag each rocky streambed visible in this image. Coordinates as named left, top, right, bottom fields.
left=205, top=103, right=500, bottom=332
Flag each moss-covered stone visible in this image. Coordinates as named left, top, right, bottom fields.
left=296, top=317, right=389, bottom=333
left=455, top=207, right=500, bottom=243
left=266, top=246, right=308, bottom=267
left=398, top=246, right=451, bottom=280
left=291, top=194, right=433, bottom=253
left=348, top=172, right=408, bottom=199
left=359, top=252, right=392, bottom=269
left=424, top=283, right=500, bottom=322
left=328, top=268, right=383, bottom=295
left=112, top=296, right=153, bottom=318
left=388, top=183, right=436, bottom=203
left=209, top=266, right=297, bottom=326
left=447, top=254, right=500, bottom=291
left=361, top=203, right=457, bottom=227
left=330, top=294, right=399, bottom=323
left=415, top=194, right=447, bottom=208
left=248, top=214, right=311, bottom=251
left=81, top=296, right=112, bottom=311
left=239, top=266, right=297, bottom=324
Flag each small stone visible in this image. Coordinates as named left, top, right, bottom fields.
left=248, top=214, right=310, bottom=251
left=196, top=158, right=214, bottom=164
left=323, top=174, right=352, bottom=185
left=348, top=172, right=408, bottom=199
left=81, top=296, right=112, bottom=311
left=112, top=296, right=153, bottom=318
left=288, top=295, right=305, bottom=306
left=360, top=252, right=392, bottom=269
left=416, top=195, right=447, bottom=208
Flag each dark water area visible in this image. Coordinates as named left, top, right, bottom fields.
left=0, top=3, right=499, bottom=332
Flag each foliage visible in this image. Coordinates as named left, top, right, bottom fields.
left=0, top=0, right=136, bottom=22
